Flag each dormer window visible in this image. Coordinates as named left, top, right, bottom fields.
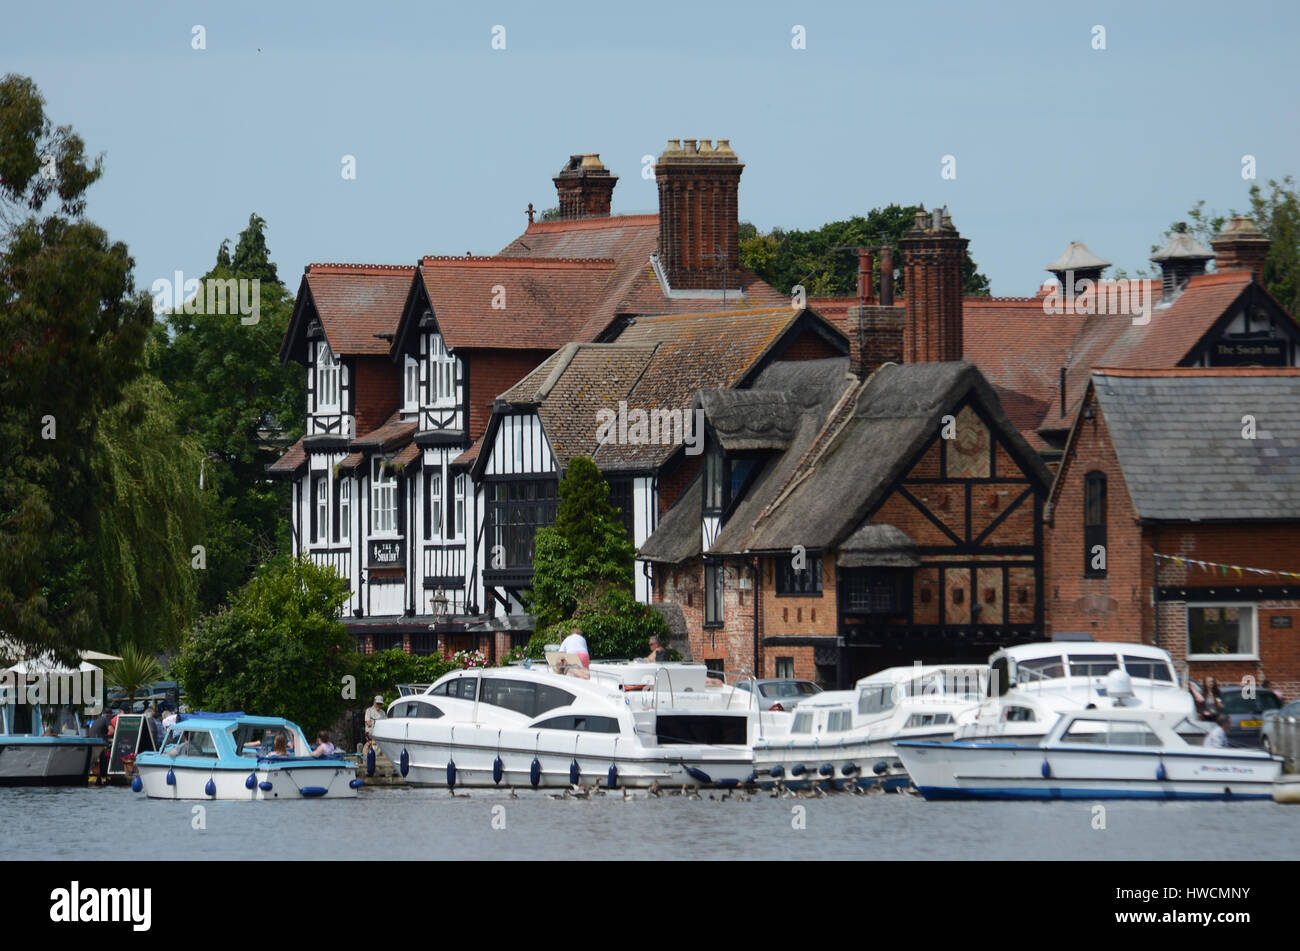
left=404, top=356, right=420, bottom=411
left=430, top=334, right=456, bottom=406
left=317, top=345, right=340, bottom=411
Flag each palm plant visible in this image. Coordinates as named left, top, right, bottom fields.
left=104, top=643, right=163, bottom=705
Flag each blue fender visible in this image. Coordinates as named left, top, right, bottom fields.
left=769, top=765, right=785, bottom=778
left=349, top=778, right=364, bottom=789
left=569, top=758, right=580, bottom=786
left=204, top=778, right=216, bottom=797
left=683, top=764, right=712, bottom=785
left=446, top=760, right=457, bottom=788
left=245, top=772, right=257, bottom=790
left=399, top=749, right=409, bottom=777
left=1041, top=758, right=1051, bottom=779
left=530, top=757, right=541, bottom=788
left=493, top=756, right=504, bottom=785
left=165, top=768, right=175, bottom=786
left=819, top=763, right=834, bottom=777
left=607, top=763, right=618, bottom=789
left=300, top=786, right=327, bottom=797
left=365, top=747, right=376, bottom=777
left=131, top=776, right=143, bottom=793
left=259, top=780, right=273, bottom=791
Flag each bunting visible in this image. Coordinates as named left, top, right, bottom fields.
left=1154, top=552, right=1300, bottom=582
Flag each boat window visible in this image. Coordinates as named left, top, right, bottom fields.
left=393, top=701, right=443, bottom=719
left=1108, top=721, right=1163, bottom=747
left=791, top=712, right=813, bottom=734
left=1068, top=654, right=1120, bottom=677
left=906, top=712, right=954, bottom=728
left=1017, top=657, right=1066, bottom=681
left=233, top=724, right=301, bottom=756
left=1000, top=706, right=1036, bottom=723
left=50, top=705, right=83, bottom=736
left=533, top=715, right=621, bottom=734
left=166, top=730, right=220, bottom=758
left=1060, top=718, right=1108, bottom=743
left=1121, top=656, right=1174, bottom=682
left=656, top=714, right=747, bottom=745
left=533, top=684, right=576, bottom=717
left=429, top=678, right=478, bottom=701
left=826, top=710, right=852, bottom=732
left=480, top=679, right=575, bottom=718
left=857, top=686, right=895, bottom=715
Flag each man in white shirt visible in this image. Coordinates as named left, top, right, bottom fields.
left=559, top=628, right=590, bottom=678
left=364, top=696, right=387, bottom=743
left=1204, top=713, right=1231, bottom=748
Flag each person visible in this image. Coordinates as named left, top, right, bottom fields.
left=269, top=734, right=289, bottom=757
left=364, top=696, right=387, bottom=744
left=644, top=635, right=669, bottom=663
left=88, top=709, right=110, bottom=741
left=559, top=627, right=591, bottom=679
left=161, top=703, right=179, bottom=732
left=311, top=730, right=336, bottom=758
left=1201, top=676, right=1223, bottom=719
left=142, top=702, right=163, bottom=749
left=109, top=703, right=126, bottom=736
left=167, top=731, right=198, bottom=757
left=1204, top=712, right=1231, bottom=748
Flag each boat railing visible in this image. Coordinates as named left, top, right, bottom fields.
left=650, top=667, right=675, bottom=711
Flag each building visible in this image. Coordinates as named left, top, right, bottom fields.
left=1046, top=367, right=1300, bottom=698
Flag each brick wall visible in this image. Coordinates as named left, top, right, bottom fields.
left=353, top=355, right=402, bottom=434
left=466, top=349, right=554, bottom=438
left=660, top=557, right=760, bottom=681
left=777, top=328, right=843, bottom=362
left=658, top=457, right=701, bottom=515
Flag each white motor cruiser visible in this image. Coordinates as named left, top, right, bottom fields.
left=371, top=658, right=763, bottom=789
left=954, top=641, right=1204, bottom=745
left=752, top=665, right=988, bottom=789
left=899, top=705, right=1282, bottom=801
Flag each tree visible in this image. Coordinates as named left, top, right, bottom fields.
left=0, top=74, right=154, bottom=661
left=173, top=557, right=354, bottom=733
left=104, top=643, right=163, bottom=706
left=1157, top=179, right=1300, bottom=316
left=147, top=214, right=303, bottom=612
left=525, top=457, right=667, bottom=658
left=739, top=205, right=991, bottom=299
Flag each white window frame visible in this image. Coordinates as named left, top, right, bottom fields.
left=1187, top=602, right=1259, bottom=661
left=428, top=471, right=443, bottom=541
left=315, top=477, right=329, bottom=544
left=317, top=345, right=340, bottom=411
left=338, top=478, right=351, bottom=542
left=430, top=334, right=456, bottom=407
left=404, top=356, right=420, bottom=411
left=372, top=458, right=398, bottom=536
left=453, top=473, right=466, bottom=540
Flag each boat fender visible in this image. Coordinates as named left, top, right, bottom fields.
left=1041, top=758, right=1051, bottom=779
left=819, top=763, right=834, bottom=777
left=872, top=760, right=889, bottom=776
left=842, top=763, right=859, bottom=776
left=791, top=764, right=807, bottom=777
left=530, top=757, right=541, bottom=788
left=569, top=758, right=580, bottom=786
left=446, top=760, right=457, bottom=788
left=683, top=764, right=712, bottom=785
left=717, top=778, right=741, bottom=789
left=300, top=786, right=327, bottom=797
left=349, top=779, right=364, bottom=789
left=259, top=781, right=273, bottom=791
left=366, top=747, right=376, bottom=777
left=1156, top=762, right=1167, bottom=782
left=131, top=776, right=143, bottom=793
left=745, top=771, right=756, bottom=785
left=768, top=765, right=785, bottom=778
left=246, top=772, right=257, bottom=790
left=493, top=756, right=504, bottom=785
left=399, top=749, right=410, bottom=778
left=166, top=768, right=175, bottom=786
left=607, top=764, right=618, bottom=789
left=205, top=778, right=217, bottom=797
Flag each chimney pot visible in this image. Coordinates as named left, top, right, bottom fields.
left=899, top=207, right=967, bottom=363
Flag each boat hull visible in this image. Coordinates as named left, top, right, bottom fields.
left=373, top=728, right=752, bottom=789
left=0, top=739, right=103, bottom=786
left=135, top=758, right=359, bottom=800
left=898, top=741, right=1282, bottom=801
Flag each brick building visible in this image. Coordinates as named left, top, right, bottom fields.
left=1046, top=367, right=1300, bottom=698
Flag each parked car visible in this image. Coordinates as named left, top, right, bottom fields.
left=1261, top=698, right=1300, bottom=755
left=736, top=679, right=822, bottom=711
left=1207, top=685, right=1284, bottom=747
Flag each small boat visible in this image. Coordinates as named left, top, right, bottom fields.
left=953, top=640, right=1205, bottom=745
left=753, top=665, right=987, bottom=790
left=134, top=713, right=360, bottom=800
left=0, top=655, right=106, bottom=787
left=898, top=706, right=1282, bottom=801
left=372, top=659, right=758, bottom=789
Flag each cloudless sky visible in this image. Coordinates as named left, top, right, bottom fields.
left=4, top=0, right=1298, bottom=296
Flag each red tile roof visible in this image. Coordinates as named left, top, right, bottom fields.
left=267, top=436, right=307, bottom=478
left=300, top=264, right=415, bottom=356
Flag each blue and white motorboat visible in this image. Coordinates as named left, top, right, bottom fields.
left=897, top=706, right=1282, bottom=801
left=134, top=713, right=360, bottom=800
left=0, top=656, right=105, bottom=786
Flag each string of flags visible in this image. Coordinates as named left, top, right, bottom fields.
left=1155, top=552, right=1300, bottom=581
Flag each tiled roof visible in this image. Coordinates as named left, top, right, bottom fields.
left=1090, top=368, right=1300, bottom=521
left=350, top=412, right=417, bottom=451
left=300, top=264, right=415, bottom=357
left=267, top=436, right=307, bottom=478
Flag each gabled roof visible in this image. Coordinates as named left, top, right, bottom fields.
left=281, top=264, right=415, bottom=364
left=267, top=436, right=307, bottom=478
left=1082, top=368, right=1300, bottom=522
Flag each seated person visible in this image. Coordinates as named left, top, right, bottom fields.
left=1203, top=713, right=1231, bottom=749
left=559, top=628, right=591, bottom=679
left=167, top=732, right=199, bottom=757
left=311, top=730, right=336, bottom=758
left=266, top=734, right=290, bottom=758
left=644, top=635, right=669, bottom=663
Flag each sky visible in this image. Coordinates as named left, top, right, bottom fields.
left=4, top=0, right=1298, bottom=297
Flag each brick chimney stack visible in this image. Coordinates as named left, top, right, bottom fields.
left=1211, top=216, right=1271, bottom=284
left=857, top=249, right=874, bottom=304
left=879, top=246, right=895, bottom=306
left=655, top=139, right=744, bottom=290
left=553, top=154, right=617, bottom=219
left=898, top=206, right=967, bottom=363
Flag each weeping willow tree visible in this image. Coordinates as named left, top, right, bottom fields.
left=92, top=375, right=205, bottom=652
